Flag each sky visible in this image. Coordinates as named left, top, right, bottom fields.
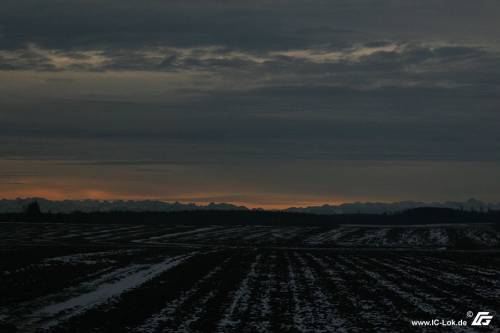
left=1, top=0, right=500, bottom=208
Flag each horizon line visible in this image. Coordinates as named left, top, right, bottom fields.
left=1, top=196, right=497, bottom=211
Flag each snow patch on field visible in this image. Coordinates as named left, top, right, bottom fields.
left=288, top=253, right=346, bottom=333
left=27, top=253, right=194, bottom=330
left=428, top=228, right=449, bottom=246
left=464, top=229, right=499, bottom=246
left=305, top=227, right=352, bottom=245
left=43, top=249, right=141, bottom=265
left=344, top=257, right=438, bottom=315
left=132, top=226, right=219, bottom=244
left=217, top=254, right=261, bottom=331
left=136, top=256, right=227, bottom=332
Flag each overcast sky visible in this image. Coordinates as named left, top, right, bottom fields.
left=1, top=0, right=500, bottom=208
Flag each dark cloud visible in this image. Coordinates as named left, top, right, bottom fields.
left=1, top=84, right=499, bottom=164
left=2, top=0, right=500, bottom=52
left=2, top=1, right=500, bottom=94
left=2, top=42, right=500, bottom=97
left=0, top=1, right=313, bottom=51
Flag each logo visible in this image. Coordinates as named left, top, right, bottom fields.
left=471, top=312, right=493, bottom=326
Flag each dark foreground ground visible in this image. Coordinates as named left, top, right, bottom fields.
left=0, top=222, right=499, bottom=332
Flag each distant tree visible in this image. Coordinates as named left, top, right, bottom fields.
left=24, top=201, right=42, bottom=220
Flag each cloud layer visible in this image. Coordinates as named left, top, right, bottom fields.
left=1, top=0, right=500, bottom=205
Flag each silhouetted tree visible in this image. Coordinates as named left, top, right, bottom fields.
left=24, top=201, right=42, bottom=221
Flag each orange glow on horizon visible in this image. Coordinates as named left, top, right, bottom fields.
left=0, top=188, right=351, bottom=210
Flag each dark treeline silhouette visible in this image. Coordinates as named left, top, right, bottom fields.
left=0, top=202, right=499, bottom=226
